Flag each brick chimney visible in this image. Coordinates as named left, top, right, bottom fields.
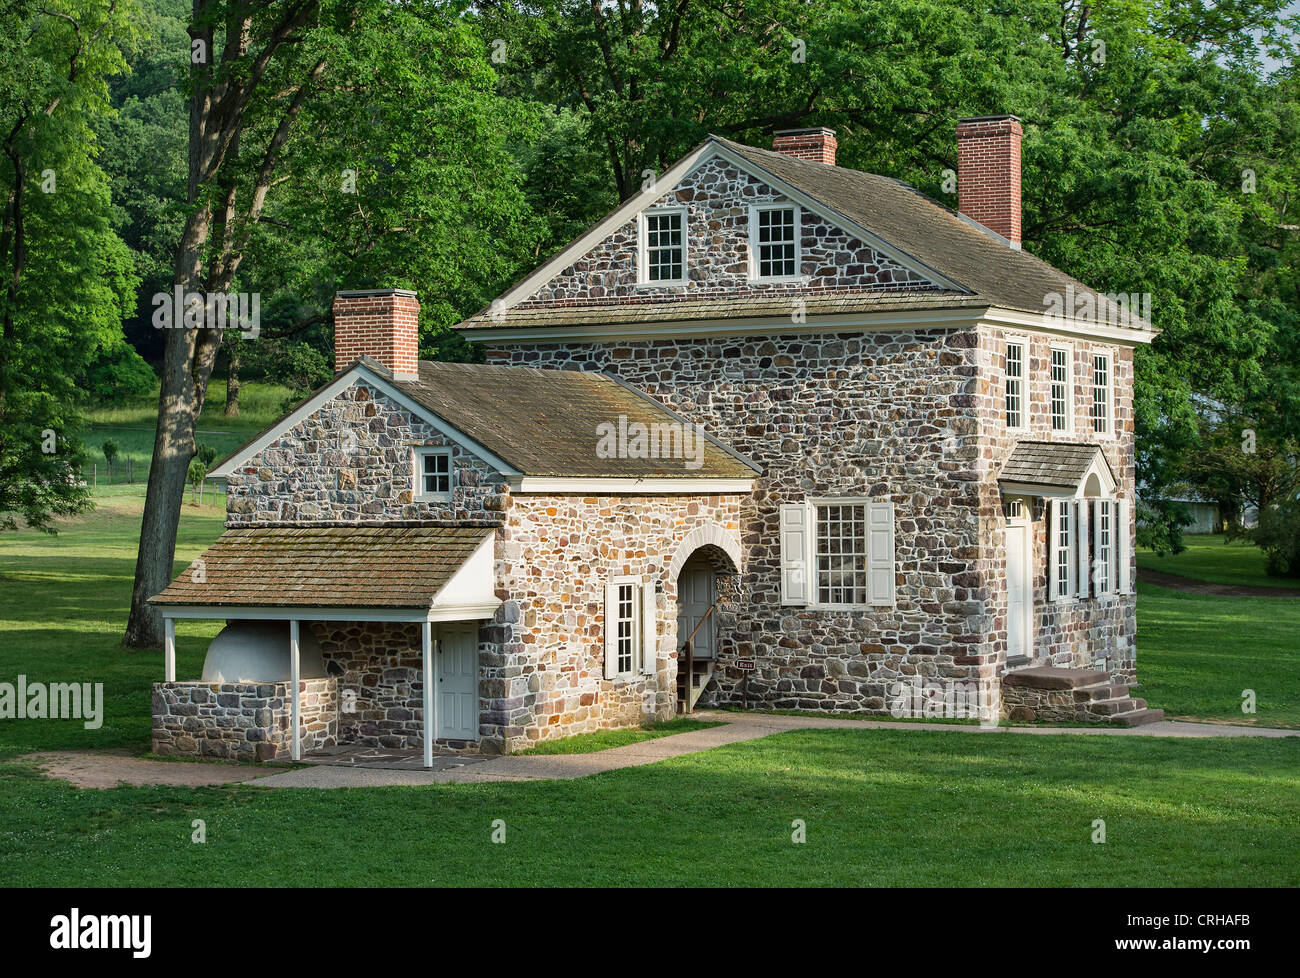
left=955, top=115, right=1023, bottom=248
left=772, top=127, right=837, bottom=165
left=332, top=289, right=419, bottom=380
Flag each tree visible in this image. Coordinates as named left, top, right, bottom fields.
left=0, top=0, right=139, bottom=532
left=124, top=1, right=541, bottom=646
left=102, top=439, right=120, bottom=481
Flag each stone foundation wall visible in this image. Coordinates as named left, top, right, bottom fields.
left=151, top=677, right=337, bottom=761
left=999, top=682, right=1084, bottom=723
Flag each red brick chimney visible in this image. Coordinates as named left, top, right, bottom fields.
left=333, top=289, right=420, bottom=380
left=772, top=127, right=837, bottom=165
left=955, top=115, right=1023, bottom=248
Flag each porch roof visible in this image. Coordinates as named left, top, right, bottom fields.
left=150, top=523, right=497, bottom=616
left=998, top=441, right=1117, bottom=498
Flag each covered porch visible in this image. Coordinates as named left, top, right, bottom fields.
left=149, top=524, right=500, bottom=767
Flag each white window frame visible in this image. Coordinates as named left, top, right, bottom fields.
left=606, top=576, right=641, bottom=679
left=748, top=203, right=804, bottom=282
left=413, top=447, right=453, bottom=501
left=1005, top=339, right=1026, bottom=431
left=1091, top=351, right=1113, bottom=437
left=1094, top=500, right=1114, bottom=597
left=1050, top=345, right=1073, bottom=432
left=1052, top=499, right=1075, bottom=602
left=637, top=206, right=688, bottom=286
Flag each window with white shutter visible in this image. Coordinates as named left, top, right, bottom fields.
left=1075, top=500, right=1090, bottom=600
left=780, top=498, right=896, bottom=608
left=1051, top=500, right=1073, bottom=601
left=779, top=503, right=812, bottom=605
left=1117, top=498, right=1132, bottom=593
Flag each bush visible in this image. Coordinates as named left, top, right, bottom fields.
left=80, top=342, right=157, bottom=403
left=1136, top=498, right=1194, bottom=556
left=1253, top=500, right=1300, bottom=578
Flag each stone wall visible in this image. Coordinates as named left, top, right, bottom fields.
left=151, top=677, right=337, bottom=761
left=974, top=326, right=1137, bottom=680
left=489, top=493, right=744, bottom=752
left=487, top=329, right=990, bottom=717
left=224, top=381, right=508, bottom=525
left=516, top=156, right=938, bottom=310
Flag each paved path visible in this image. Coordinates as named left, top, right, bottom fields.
left=245, top=710, right=1300, bottom=789
left=1138, top=566, right=1300, bottom=597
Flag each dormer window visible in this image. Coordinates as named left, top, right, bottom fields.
left=415, top=448, right=453, bottom=500
left=750, top=204, right=800, bottom=279
left=639, top=208, right=686, bottom=285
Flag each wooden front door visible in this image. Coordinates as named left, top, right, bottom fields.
left=1005, top=514, right=1033, bottom=661
left=437, top=625, right=478, bottom=741
left=676, top=558, right=716, bottom=660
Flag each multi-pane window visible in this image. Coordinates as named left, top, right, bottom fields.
left=1095, top=501, right=1112, bottom=594
left=1054, top=500, right=1072, bottom=599
left=1092, top=353, right=1111, bottom=435
left=416, top=450, right=452, bottom=498
left=644, top=210, right=684, bottom=282
left=1005, top=342, right=1024, bottom=429
left=615, top=581, right=637, bottom=674
left=1050, top=347, right=1070, bottom=431
left=755, top=207, right=798, bottom=278
left=815, top=503, right=868, bottom=605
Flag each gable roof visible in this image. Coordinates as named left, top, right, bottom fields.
left=388, top=360, right=758, bottom=479
left=998, top=441, right=1118, bottom=496
left=150, top=525, right=491, bottom=610
left=457, top=135, right=1150, bottom=338
left=209, top=358, right=759, bottom=483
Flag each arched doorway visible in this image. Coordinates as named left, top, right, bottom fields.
left=669, top=526, right=741, bottom=713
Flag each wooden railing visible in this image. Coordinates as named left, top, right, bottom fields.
left=679, top=603, right=717, bottom=715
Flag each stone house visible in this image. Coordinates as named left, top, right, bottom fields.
left=151, top=116, right=1162, bottom=762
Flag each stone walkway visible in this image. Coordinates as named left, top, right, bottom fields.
left=246, top=709, right=1300, bottom=789
left=21, top=711, right=1296, bottom=791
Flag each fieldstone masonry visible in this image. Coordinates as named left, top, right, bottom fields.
left=151, top=677, right=337, bottom=760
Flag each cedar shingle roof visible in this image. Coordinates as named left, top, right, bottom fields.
left=150, top=525, right=491, bottom=609
left=458, top=135, right=1148, bottom=333
left=387, top=360, right=759, bottom=479
left=998, top=442, right=1114, bottom=490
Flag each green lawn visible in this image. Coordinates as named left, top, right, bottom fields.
left=1137, top=533, right=1294, bottom=589
left=82, top=379, right=291, bottom=486
left=517, top=718, right=722, bottom=754
left=1, top=498, right=1298, bottom=886
left=1135, top=582, right=1300, bottom=727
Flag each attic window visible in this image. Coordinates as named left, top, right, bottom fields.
left=640, top=208, right=686, bottom=284
left=415, top=448, right=453, bottom=500
left=750, top=205, right=800, bottom=279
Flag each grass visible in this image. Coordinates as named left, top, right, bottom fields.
left=81, top=379, right=291, bottom=485
left=1137, top=533, right=1295, bottom=590
left=1135, top=581, right=1300, bottom=727
left=515, top=718, right=722, bottom=754
left=1, top=496, right=1298, bottom=886
left=1, top=730, right=1296, bottom=886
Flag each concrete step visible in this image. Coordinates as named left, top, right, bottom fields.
left=1109, top=708, right=1166, bottom=727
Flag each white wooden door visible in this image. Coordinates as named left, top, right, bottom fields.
left=1005, top=522, right=1032, bottom=660
left=676, top=560, right=715, bottom=660
left=437, top=625, right=478, bottom=741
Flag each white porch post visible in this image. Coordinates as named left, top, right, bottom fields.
left=289, top=619, right=301, bottom=762
left=163, top=617, right=176, bottom=682
left=422, top=620, right=434, bottom=769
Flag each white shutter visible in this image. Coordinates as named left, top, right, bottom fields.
left=640, top=581, right=657, bottom=674
left=1117, top=498, right=1131, bottom=593
left=780, top=503, right=811, bottom=605
left=1047, top=502, right=1058, bottom=599
left=603, top=582, right=618, bottom=680
left=867, top=501, right=895, bottom=607
left=1073, top=500, right=1088, bottom=599
left=1094, top=501, right=1107, bottom=594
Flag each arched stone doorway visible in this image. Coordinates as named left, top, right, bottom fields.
left=668, top=526, right=741, bottom=713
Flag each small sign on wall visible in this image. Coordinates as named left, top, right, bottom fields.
left=735, top=658, right=756, bottom=671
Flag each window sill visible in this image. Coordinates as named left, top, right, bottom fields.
left=749, top=275, right=810, bottom=285
left=634, top=280, right=688, bottom=290
left=414, top=494, right=453, bottom=503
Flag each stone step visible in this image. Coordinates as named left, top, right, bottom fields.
left=1003, top=666, right=1110, bottom=690
left=1086, top=697, right=1137, bottom=716
left=1109, top=707, right=1166, bottom=727
left=1073, top=683, right=1132, bottom=702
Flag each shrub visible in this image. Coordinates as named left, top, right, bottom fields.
left=1253, top=499, right=1300, bottom=578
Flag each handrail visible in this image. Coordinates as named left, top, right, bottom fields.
left=679, top=602, right=719, bottom=716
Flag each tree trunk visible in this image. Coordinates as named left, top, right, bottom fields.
left=224, top=341, right=240, bottom=417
